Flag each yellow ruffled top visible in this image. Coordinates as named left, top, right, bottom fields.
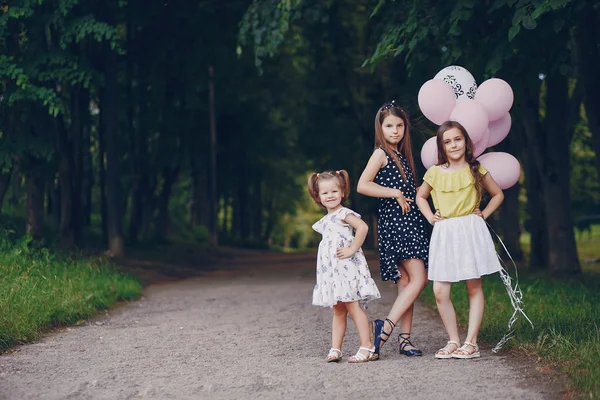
left=423, top=164, right=488, bottom=218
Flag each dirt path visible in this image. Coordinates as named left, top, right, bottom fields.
left=0, top=250, right=564, bottom=399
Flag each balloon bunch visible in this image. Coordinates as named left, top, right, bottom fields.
left=418, top=66, right=520, bottom=190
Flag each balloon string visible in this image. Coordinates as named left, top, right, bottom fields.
left=485, top=222, right=534, bottom=353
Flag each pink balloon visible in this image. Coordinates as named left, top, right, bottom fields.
left=473, top=131, right=489, bottom=157
left=418, top=79, right=457, bottom=125
left=477, top=152, right=521, bottom=189
left=420, top=137, right=438, bottom=169
left=475, top=78, right=514, bottom=121
left=487, top=113, right=512, bottom=147
left=449, top=99, right=489, bottom=143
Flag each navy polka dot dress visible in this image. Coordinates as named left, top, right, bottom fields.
left=374, top=149, right=429, bottom=283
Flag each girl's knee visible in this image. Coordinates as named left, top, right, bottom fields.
left=398, top=276, right=409, bottom=288
left=417, top=273, right=428, bottom=290
left=345, top=302, right=365, bottom=317
left=434, top=292, right=449, bottom=305
left=333, top=302, right=348, bottom=317
left=433, top=283, right=450, bottom=303
left=467, top=286, right=484, bottom=299
left=466, top=279, right=483, bottom=297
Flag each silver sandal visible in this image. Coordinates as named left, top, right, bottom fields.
left=326, top=348, right=343, bottom=362
left=348, top=346, right=375, bottom=363
left=452, top=341, right=480, bottom=359
left=435, top=341, right=460, bottom=359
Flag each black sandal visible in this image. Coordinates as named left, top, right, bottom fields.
left=371, top=318, right=395, bottom=360
left=398, top=332, right=423, bottom=357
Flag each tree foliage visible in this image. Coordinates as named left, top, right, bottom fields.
left=0, top=0, right=596, bottom=273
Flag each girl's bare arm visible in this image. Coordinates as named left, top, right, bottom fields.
left=337, top=214, right=368, bottom=259
left=357, top=149, right=407, bottom=199
left=480, top=173, right=504, bottom=219
left=416, top=182, right=436, bottom=224
left=343, top=214, right=368, bottom=253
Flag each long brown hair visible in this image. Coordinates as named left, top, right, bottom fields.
left=374, top=102, right=417, bottom=183
left=307, top=170, right=351, bottom=209
left=436, top=120, right=484, bottom=202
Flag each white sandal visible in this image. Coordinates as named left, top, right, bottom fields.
left=348, top=346, right=375, bottom=363
left=452, top=341, right=480, bottom=359
left=435, top=341, right=460, bottom=359
left=326, top=348, right=343, bottom=362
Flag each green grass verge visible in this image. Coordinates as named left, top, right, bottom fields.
left=419, top=225, right=600, bottom=397
left=0, top=233, right=142, bottom=349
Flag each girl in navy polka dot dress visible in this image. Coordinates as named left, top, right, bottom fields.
left=357, top=101, right=430, bottom=360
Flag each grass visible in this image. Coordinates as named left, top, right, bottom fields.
left=0, top=233, right=142, bottom=349
left=419, top=224, right=600, bottom=397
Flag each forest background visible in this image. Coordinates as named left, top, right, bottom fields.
left=2, top=0, right=598, bottom=275
left=1, top=0, right=600, bottom=395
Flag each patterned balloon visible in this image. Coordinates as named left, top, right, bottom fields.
left=434, top=66, right=478, bottom=101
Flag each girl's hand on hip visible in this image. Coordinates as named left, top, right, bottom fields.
left=336, top=247, right=355, bottom=259
left=473, top=208, right=484, bottom=219
left=395, top=193, right=414, bottom=214
left=429, top=210, right=442, bottom=225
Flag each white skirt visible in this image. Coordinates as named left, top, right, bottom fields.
left=428, top=214, right=502, bottom=282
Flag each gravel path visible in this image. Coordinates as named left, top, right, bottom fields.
left=0, top=250, right=563, bottom=399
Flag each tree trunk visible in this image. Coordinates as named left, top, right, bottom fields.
left=208, top=66, right=219, bottom=246
left=26, top=105, right=52, bottom=240
left=155, top=167, right=179, bottom=242
left=262, top=194, right=276, bottom=242
left=239, top=180, right=250, bottom=239
left=252, top=180, right=263, bottom=239
left=221, top=194, right=230, bottom=236
left=574, top=5, right=600, bottom=181
left=496, top=123, right=523, bottom=261
left=101, top=43, right=124, bottom=258
left=499, top=184, right=523, bottom=261
left=81, top=103, right=93, bottom=226
left=129, top=70, right=150, bottom=243
left=541, top=75, right=580, bottom=274
left=48, top=178, right=61, bottom=222
left=520, top=84, right=548, bottom=269
left=0, top=107, right=16, bottom=214
left=232, top=186, right=245, bottom=240
left=199, top=172, right=210, bottom=228
left=0, top=168, right=12, bottom=215
left=190, top=156, right=211, bottom=229
left=141, top=174, right=158, bottom=240
left=10, top=167, right=20, bottom=207
left=56, top=85, right=86, bottom=248
left=26, top=158, right=46, bottom=240
left=5, top=108, right=21, bottom=208
left=129, top=156, right=148, bottom=243
left=56, top=115, right=76, bottom=248
left=97, top=99, right=108, bottom=239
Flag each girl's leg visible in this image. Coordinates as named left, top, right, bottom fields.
left=451, top=278, right=483, bottom=358
left=464, top=278, right=484, bottom=345
left=331, top=302, right=348, bottom=352
left=345, top=301, right=373, bottom=359
left=396, top=266, right=415, bottom=337
left=379, top=259, right=427, bottom=347
left=432, top=281, right=460, bottom=344
left=396, top=266, right=418, bottom=352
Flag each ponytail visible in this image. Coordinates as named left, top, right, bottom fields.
left=307, top=170, right=352, bottom=208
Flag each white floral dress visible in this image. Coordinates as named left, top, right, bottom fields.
left=312, top=207, right=381, bottom=308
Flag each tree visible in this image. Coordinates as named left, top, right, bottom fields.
left=238, top=0, right=596, bottom=273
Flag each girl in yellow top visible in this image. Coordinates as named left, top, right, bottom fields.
left=416, top=120, right=504, bottom=360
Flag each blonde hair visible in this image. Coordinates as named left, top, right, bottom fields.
left=307, top=170, right=351, bottom=208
